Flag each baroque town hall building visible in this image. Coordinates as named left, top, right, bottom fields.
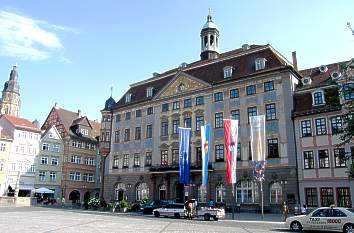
left=100, top=13, right=301, bottom=210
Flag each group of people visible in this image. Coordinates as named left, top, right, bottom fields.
left=282, top=201, right=308, bottom=221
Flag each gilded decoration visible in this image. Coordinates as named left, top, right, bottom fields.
left=159, top=75, right=208, bottom=98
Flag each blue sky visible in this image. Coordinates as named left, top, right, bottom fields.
left=0, top=1, right=353, bottom=124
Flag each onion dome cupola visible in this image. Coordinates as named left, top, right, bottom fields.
left=200, top=9, right=220, bottom=61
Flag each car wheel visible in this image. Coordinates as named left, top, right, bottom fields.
left=154, top=211, right=160, bottom=217
left=343, top=223, right=354, bottom=233
left=174, top=213, right=180, bottom=219
left=290, top=221, right=303, bottom=232
left=204, top=214, right=210, bottom=221
left=213, top=216, right=218, bottom=221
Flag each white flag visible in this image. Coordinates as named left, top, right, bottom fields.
left=249, top=115, right=266, bottom=162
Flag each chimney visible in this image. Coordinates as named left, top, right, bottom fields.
left=77, top=109, right=82, bottom=117
left=54, top=102, right=59, bottom=109
left=292, top=51, right=298, bottom=70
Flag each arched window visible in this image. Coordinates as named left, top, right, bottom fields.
left=270, top=182, right=283, bottom=204
left=204, top=36, right=208, bottom=47
left=216, top=183, right=226, bottom=203
left=236, top=180, right=259, bottom=203
left=197, top=185, right=207, bottom=203
left=114, top=183, right=126, bottom=201
left=210, top=35, right=214, bottom=46
left=136, top=183, right=149, bottom=201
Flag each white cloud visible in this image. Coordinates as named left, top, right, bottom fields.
left=0, top=10, right=77, bottom=61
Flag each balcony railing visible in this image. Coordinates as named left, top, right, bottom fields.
left=149, top=162, right=213, bottom=172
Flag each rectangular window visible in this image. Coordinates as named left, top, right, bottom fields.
left=315, top=118, right=327, bottom=135
left=135, top=109, right=142, bottom=117
left=124, top=129, right=130, bottom=142
left=266, top=103, right=276, bottom=120
left=230, top=88, right=239, bottom=99
left=196, top=147, right=202, bottom=166
left=343, top=83, right=354, bottom=101
left=75, top=172, right=81, bottom=181
left=247, top=107, right=257, bottom=122
left=52, top=144, right=60, bottom=152
left=303, top=151, right=314, bottom=169
left=41, top=157, right=48, bottom=165
left=135, top=127, right=141, bottom=140
left=161, top=150, right=168, bottom=166
left=146, top=124, right=153, bottom=138
left=134, top=153, right=140, bottom=167
left=305, top=188, right=318, bottom=207
left=125, top=112, right=131, bottom=120
left=115, top=114, right=121, bottom=122
left=267, top=138, right=279, bottom=158
left=69, top=172, right=75, bottom=181
left=42, top=143, right=49, bottom=151
left=264, top=81, right=274, bottom=92
left=301, top=120, right=312, bottom=137
left=172, top=149, right=179, bottom=165
left=114, top=130, right=120, bottom=143
left=321, top=188, right=334, bottom=207
left=113, top=155, right=119, bottom=169
left=334, top=148, right=346, bottom=167
left=215, top=144, right=224, bottom=162
left=0, top=143, right=6, bottom=152
left=87, top=174, right=93, bottom=182
left=214, top=92, right=223, bottom=102
left=162, top=103, right=169, bottom=112
left=313, top=92, right=324, bottom=105
left=172, top=119, right=180, bottom=134
left=184, top=99, right=192, bottom=108
left=123, top=154, right=129, bottom=168
left=246, top=85, right=256, bottom=95
left=196, top=96, right=204, bottom=105
left=39, top=171, right=46, bottom=181
left=71, top=155, right=81, bottom=164
left=147, top=107, right=153, bottom=115
left=172, top=101, right=180, bottom=110
left=230, top=109, right=240, bottom=121
left=237, top=143, right=241, bottom=161
left=318, top=149, right=329, bottom=168
left=184, top=117, right=192, bottom=128
left=51, top=158, right=58, bottom=166
left=49, top=172, right=56, bottom=182
left=145, top=152, right=152, bottom=167
left=161, top=121, right=168, bottom=136
left=83, top=173, right=88, bottom=182
left=337, top=187, right=352, bottom=207
left=215, top=112, right=223, bottom=128
left=331, top=116, right=343, bottom=134
left=196, top=116, right=204, bottom=131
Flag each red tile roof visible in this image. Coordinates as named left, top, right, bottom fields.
left=2, top=115, right=40, bottom=131
left=113, top=45, right=292, bottom=109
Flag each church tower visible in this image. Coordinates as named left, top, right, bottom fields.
left=200, top=10, right=220, bottom=61
left=0, top=65, right=21, bottom=117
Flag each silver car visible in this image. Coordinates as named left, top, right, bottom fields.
left=153, top=203, right=185, bottom=219
left=286, top=207, right=354, bottom=232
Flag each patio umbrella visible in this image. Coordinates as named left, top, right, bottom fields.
left=34, top=187, right=54, bottom=194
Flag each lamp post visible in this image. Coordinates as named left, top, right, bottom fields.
left=280, top=180, right=288, bottom=203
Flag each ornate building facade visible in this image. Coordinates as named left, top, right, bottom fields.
left=101, top=13, right=300, bottom=211
left=0, top=65, right=21, bottom=117
left=41, top=104, right=101, bottom=203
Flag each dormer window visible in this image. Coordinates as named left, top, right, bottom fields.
left=125, top=93, right=132, bottom=103
left=302, top=77, right=312, bottom=86
left=146, top=87, right=154, bottom=98
left=223, top=66, right=233, bottom=78
left=255, top=58, right=267, bottom=71
left=312, top=90, right=325, bottom=106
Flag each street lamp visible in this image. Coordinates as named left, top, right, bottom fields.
left=280, top=180, right=287, bottom=202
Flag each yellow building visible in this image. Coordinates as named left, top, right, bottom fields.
left=0, top=127, right=13, bottom=196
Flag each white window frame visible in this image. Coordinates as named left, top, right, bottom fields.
left=49, top=172, right=56, bottom=182
left=41, top=157, right=48, bottom=165
left=126, top=93, right=132, bottom=103
left=255, top=58, right=267, bottom=71
left=223, top=66, right=233, bottom=78
left=146, top=87, right=154, bottom=97
left=312, top=89, right=325, bottom=106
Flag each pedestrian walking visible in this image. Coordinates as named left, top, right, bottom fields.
left=282, top=201, right=289, bottom=221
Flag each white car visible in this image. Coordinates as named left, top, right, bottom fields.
left=153, top=203, right=185, bottom=218
left=286, top=207, right=354, bottom=233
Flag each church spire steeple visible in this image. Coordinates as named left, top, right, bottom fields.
left=200, top=9, right=220, bottom=60
left=0, top=65, right=21, bottom=117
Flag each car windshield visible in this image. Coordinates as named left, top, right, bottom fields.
left=347, top=208, right=354, bottom=214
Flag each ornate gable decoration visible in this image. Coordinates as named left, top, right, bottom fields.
left=155, top=72, right=211, bottom=99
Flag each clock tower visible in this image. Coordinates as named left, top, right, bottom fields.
left=0, top=65, right=21, bottom=117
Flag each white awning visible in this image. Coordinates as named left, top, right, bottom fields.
left=34, top=187, right=54, bottom=194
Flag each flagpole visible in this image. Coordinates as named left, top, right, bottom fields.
left=232, top=183, right=235, bottom=220
left=260, top=179, right=264, bottom=221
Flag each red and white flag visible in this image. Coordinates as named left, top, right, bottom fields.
left=224, top=119, right=239, bottom=184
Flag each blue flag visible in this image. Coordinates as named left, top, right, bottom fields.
left=201, top=123, right=211, bottom=186
left=179, top=127, right=191, bottom=185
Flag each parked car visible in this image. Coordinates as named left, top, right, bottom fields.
left=285, top=206, right=354, bottom=232
left=141, top=200, right=169, bottom=214
left=153, top=203, right=185, bottom=218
